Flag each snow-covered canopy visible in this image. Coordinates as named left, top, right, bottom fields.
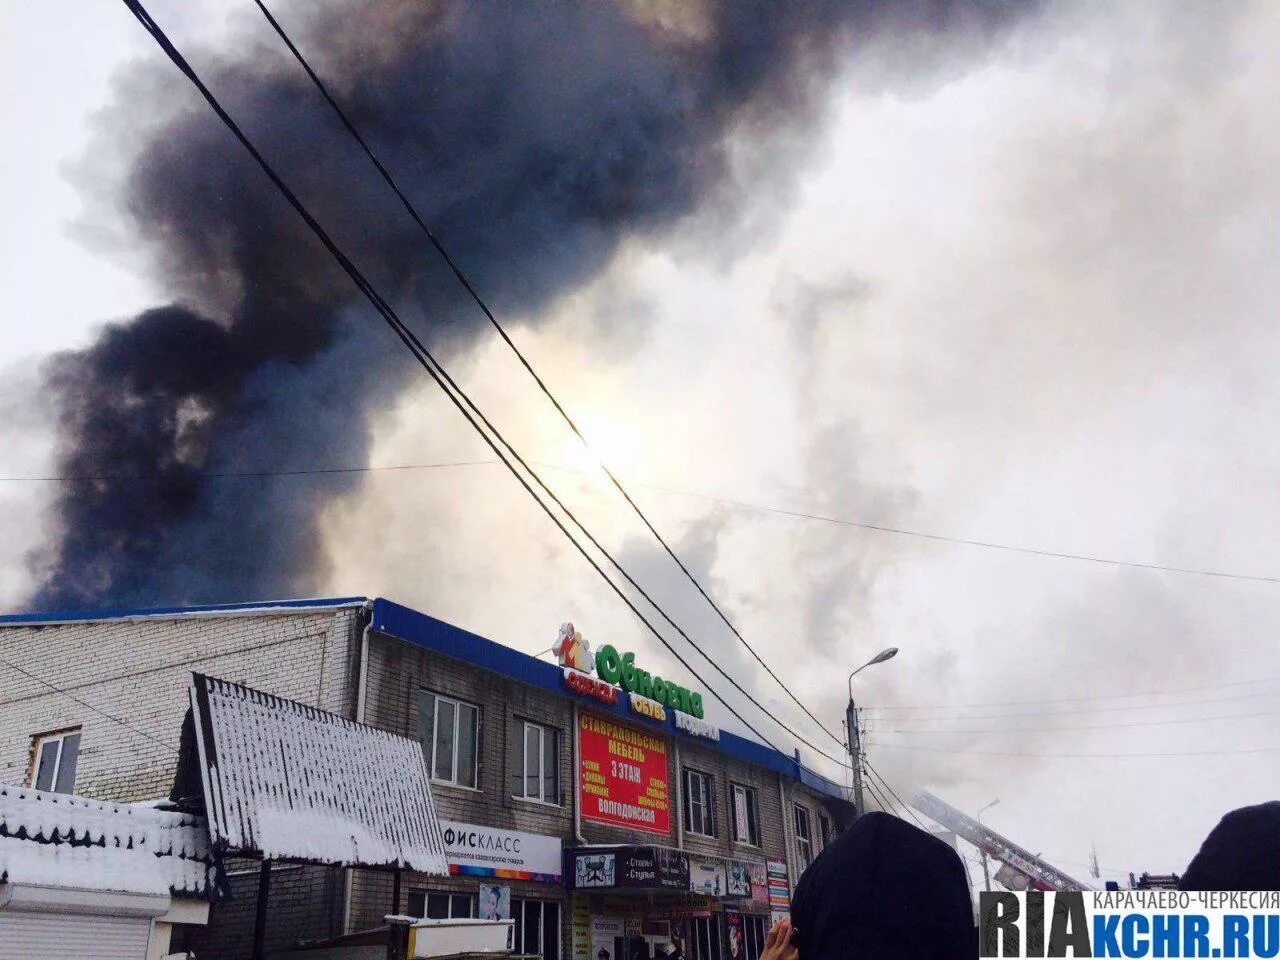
left=188, top=673, right=448, bottom=873
left=0, top=785, right=221, bottom=898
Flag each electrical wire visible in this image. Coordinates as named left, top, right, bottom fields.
left=866, top=674, right=1280, bottom=713
left=0, top=654, right=179, bottom=754
left=872, top=707, right=1280, bottom=735
left=865, top=689, right=1280, bottom=722
left=863, top=759, right=927, bottom=829
left=865, top=741, right=1280, bottom=759
left=247, top=0, right=847, bottom=751
left=118, top=0, right=851, bottom=772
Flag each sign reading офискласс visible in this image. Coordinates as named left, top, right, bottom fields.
left=440, top=819, right=562, bottom=882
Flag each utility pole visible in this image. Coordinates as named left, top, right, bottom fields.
left=981, top=849, right=992, bottom=892
left=846, top=698, right=865, bottom=818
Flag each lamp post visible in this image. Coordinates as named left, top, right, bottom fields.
left=977, top=799, right=1000, bottom=892
left=845, top=647, right=898, bottom=819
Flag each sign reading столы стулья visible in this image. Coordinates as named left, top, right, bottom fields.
left=553, top=621, right=705, bottom=719
left=979, top=890, right=1280, bottom=958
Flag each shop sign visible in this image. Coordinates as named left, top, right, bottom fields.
left=689, top=857, right=728, bottom=897
left=767, top=859, right=791, bottom=924
left=629, top=692, right=666, bottom=723
left=727, top=861, right=752, bottom=898
left=577, top=713, right=671, bottom=835
left=570, top=847, right=689, bottom=891
left=673, top=710, right=719, bottom=741
left=553, top=624, right=706, bottom=719
left=565, top=667, right=620, bottom=706
left=645, top=900, right=714, bottom=921
left=749, top=861, right=769, bottom=904
left=571, top=895, right=592, bottom=960
left=440, top=819, right=563, bottom=883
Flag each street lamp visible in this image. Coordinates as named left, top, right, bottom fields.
left=977, top=799, right=1000, bottom=892
left=845, top=647, right=899, bottom=818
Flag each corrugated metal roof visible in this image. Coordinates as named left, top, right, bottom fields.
left=189, top=673, right=448, bottom=873
left=0, top=785, right=223, bottom=899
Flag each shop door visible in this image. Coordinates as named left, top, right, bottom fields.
left=688, top=916, right=721, bottom=960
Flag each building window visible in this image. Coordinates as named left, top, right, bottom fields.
left=406, top=890, right=476, bottom=919
left=818, top=813, right=831, bottom=849
left=730, top=783, right=761, bottom=846
left=512, top=898, right=560, bottom=960
left=794, top=804, right=813, bottom=872
left=418, top=691, right=479, bottom=788
left=30, top=729, right=81, bottom=794
left=519, top=721, right=559, bottom=804
left=683, top=768, right=716, bottom=837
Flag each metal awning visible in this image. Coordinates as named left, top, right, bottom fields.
left=186, top=673, right=448, bottom=874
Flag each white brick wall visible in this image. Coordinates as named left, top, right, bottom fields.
left=0, top=606, right=364, bottom=802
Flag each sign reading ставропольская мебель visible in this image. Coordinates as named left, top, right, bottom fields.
left=577, top=712, right=671, bottom=835
left=979, top=890, right=1280, bottom=958
left=553, top=621, right=705, bottom=718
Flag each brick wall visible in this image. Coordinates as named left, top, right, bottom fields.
left=0, top=605, right=366, bottom=960
left=0, top=607, right=363, bottom=800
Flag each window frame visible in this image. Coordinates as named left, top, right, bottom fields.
left=683, top=767, right=716, bottom=838
left=407, top=889, right=477, bottom=920
left=418, top=690, right=481, bottom=789
left=518, top=720, right=560, bottom=805
left=729, top=782, right=761, bottom=847
left=794, top=804, right=813, bottom=872
left=818, top=812, right=832, bottom=849
left=29, top=728, right=81, bottom=794
left=511, top=897, right=560, bottom=960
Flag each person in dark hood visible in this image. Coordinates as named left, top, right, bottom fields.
left=765, top=811, right=977, bottom=960
left=1180, top=801, right=1280, bottom=891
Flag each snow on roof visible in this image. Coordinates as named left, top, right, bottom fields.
left=0, top=785, right=222, bottom=899
left=189, top=674, right=449, bottom=874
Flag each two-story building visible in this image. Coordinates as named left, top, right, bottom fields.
left=0, top=597, right=853, bottom=960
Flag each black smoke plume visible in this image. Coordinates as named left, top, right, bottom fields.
left=29, top=0, right=1023, bottom=609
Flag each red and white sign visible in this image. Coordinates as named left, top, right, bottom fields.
left=577, top=712, right=670, bottom=836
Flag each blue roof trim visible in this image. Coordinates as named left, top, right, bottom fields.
left=371, top=598, right=848, bottom=802
left=0, top=596, right=368, bottom=625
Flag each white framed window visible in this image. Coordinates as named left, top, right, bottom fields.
left=519, top=721, right=559, bottom=804
left=407, top=890, right=476, bottom=919
left=683, top=768, right=716, bottom=837
left=742, top=914, right=769, bottom=960
left=512, top=898, right=560, bottom=960
left=794, top=804, right=813, bottom=872
left=730, top=782, right=761, bottom=846
left=819, top=813, right=832, bottom=849
left=30, top=729, right=81, bottom=794
left=690, top=914, right=722, bottom=960
left=418, top=691, right=479, bottom=788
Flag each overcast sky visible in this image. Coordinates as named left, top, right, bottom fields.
left=3, top=0, right=1279, bottom=888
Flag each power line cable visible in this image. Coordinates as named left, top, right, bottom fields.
left=874, top=707, right=1280, bottom=735
left=118, top=0, right=850, bottom=771
left=0, top=654, right=179, bottom=754
left=10, top=448, right=1278, bottom=587
left=865, top=689, right=1279, bottom=722
left=248, top=0, right=846, bottom=750
left=862, top=776, right=893, bottom=816
left=866, top=675, right=1280, bottom=713
left=863, top=759, right=927, bottom=829
left=0, top=459, right=496, bottom=483
left=865, top=741, right=1280, bottom=759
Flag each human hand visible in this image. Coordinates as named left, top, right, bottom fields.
left=760, top=917, right=799, bottom=960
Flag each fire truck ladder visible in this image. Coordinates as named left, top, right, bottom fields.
left=910, top=790, right=1088, bottom=892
